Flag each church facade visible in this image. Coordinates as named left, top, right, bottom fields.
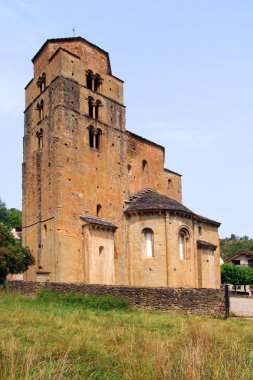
left=22, top=37, right=221, bottom=288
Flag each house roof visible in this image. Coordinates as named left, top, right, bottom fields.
left=197, top=240, right=217, bottom=250
left=124, top=189, right=220, bottom=227
left=80, top=215, right=117, bottom=231
left=224, top=250, right=253, bottom=263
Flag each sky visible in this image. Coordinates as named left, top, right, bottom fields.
left=0, top=0, right=252, bottom=238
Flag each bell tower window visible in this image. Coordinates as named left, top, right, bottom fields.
left=95, top=100, right=101, bottom=120
left=86, top=70, right=94, bottom=90
left=95, top=129, right=102, bottom=150
left=88, top=97, right=94, bottom=118
left=36, top=128, right=43, bottom=150
left=94, top=74, right=102, bottom=92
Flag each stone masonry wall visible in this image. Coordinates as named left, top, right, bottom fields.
left=7, top=280, right=225, bottom=317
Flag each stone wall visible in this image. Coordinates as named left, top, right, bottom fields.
left=7, top=280, right=225, bottom=317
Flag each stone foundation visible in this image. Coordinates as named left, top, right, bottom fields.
left=7, top=280, right=225, bottom=317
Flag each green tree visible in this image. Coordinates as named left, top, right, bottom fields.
left=239, top=266, right=253, bottom=293
left=7, top=208, right=22, bottom=229
left=0, top=199, right=9, bottom=226
left=0, top=223, right=34, bottom=286
left=221, top=263, right=253, bottom=293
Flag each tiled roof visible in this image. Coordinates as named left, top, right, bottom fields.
left=224, top=250, right=253, bottom=263
left=80, top=215, right=117, bottom=231
left=197, top=240, right=217, bottom=250
left=124, top=189, right=220, bottom=227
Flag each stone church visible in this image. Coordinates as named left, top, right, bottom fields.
left=22, top=37, right=221, bottom=288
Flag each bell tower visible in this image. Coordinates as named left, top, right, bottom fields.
left=22, top=37, right=127, bottom=282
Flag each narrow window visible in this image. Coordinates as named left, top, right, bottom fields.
left=86, top=70, right=93, bottom=90
left=168, top=179, right=172, bottom=189
left=95, top=129, right=102, bottom=150
left=40, top=100, right=44, bottom=120
left=198, top=226, right=202, bottom=235
left=178, top=228, right=189, bottom=260
left=127, top=164, right=132, bottom=175
left=88, top=126, right=95, bottom=148
left=41, top=72, right=46, bottom=91
left=99, top=246, right=104, bottom=255
left=88, top=97, right=94, bottom=118
left=95, top=100, right=101, bottom=120
left=142, top=160, right=148, bottom=172
left=94, top=74, right=102, bottom=92
left=143, top=228, right=154, bottom=257
left=43, top=224, right=47, bottom=237
left=36, top=128, right=43, bottom=149
left=96, top=204, right=102, bottom=217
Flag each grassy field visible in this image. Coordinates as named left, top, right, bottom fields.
left=0, top=290, right=253, bottom=380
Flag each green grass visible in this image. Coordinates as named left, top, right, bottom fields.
left=0, top=290, right=253, bottom=379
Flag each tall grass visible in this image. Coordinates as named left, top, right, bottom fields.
left=0, top=291, right=253, bottom=379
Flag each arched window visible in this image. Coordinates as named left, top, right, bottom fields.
left=95, top=129, right=102, bottom=150
left=178, top=228, right=190, bottom=260
left=95, top=100, right=101, bottom=120
left=143, top=228, right=154, bottom=257
left=36, top=128, right=43, bottom=150
left=86, top=70, right=93, bottom=90
left=94, top=74, right=102, bottom=92
left=142, top=160, right=148, bottom=172
left=88, top=126, right=95, bottom=148
left=96, top=204, right=102, bottom=217
left=88, top=97, right=94, bottom=118
left=99, top=246, right=104, bottom=255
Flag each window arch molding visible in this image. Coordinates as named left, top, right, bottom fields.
left=178, top=226, right=190, bottom=260
left=142, top=228, right=154, bottom=258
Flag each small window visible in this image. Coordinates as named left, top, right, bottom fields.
left=127, top=164, right=132, bottom=175
left=86, top=70, right=93, bottom=90
left=143, top=228, right=154, bottom=257
left=168, top=179, right=172, bottom=189
left=232, top=260, right=240, bottom=266
left=96, top=204, right=102, bottom=217
left=88, top=97, right=94, bottom=118
left=248, top=259, right=253, bottom=268
left=178, top=228, right=189, bottom=260
left=198, top=226, right=202, bottom=235
left=142, top=160, right=148, bottom=172
left=99, top=246, right=104, bottom=255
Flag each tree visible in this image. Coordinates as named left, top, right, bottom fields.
left=239, top=266, right=253, bottom=293
left=7, top=208, right=22, bottom=229
left=0, top=199, right=9, bottom=226
left=221, top=263, right=253, bottom=293
left=0, top=223, right=34, bottom=285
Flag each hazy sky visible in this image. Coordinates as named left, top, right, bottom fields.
left=0, top=0, right=252, bottom=238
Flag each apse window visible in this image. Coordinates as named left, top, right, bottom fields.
left=178, top=228, right=189, bottom=260
left=143, top=228, right=154, bottom=257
